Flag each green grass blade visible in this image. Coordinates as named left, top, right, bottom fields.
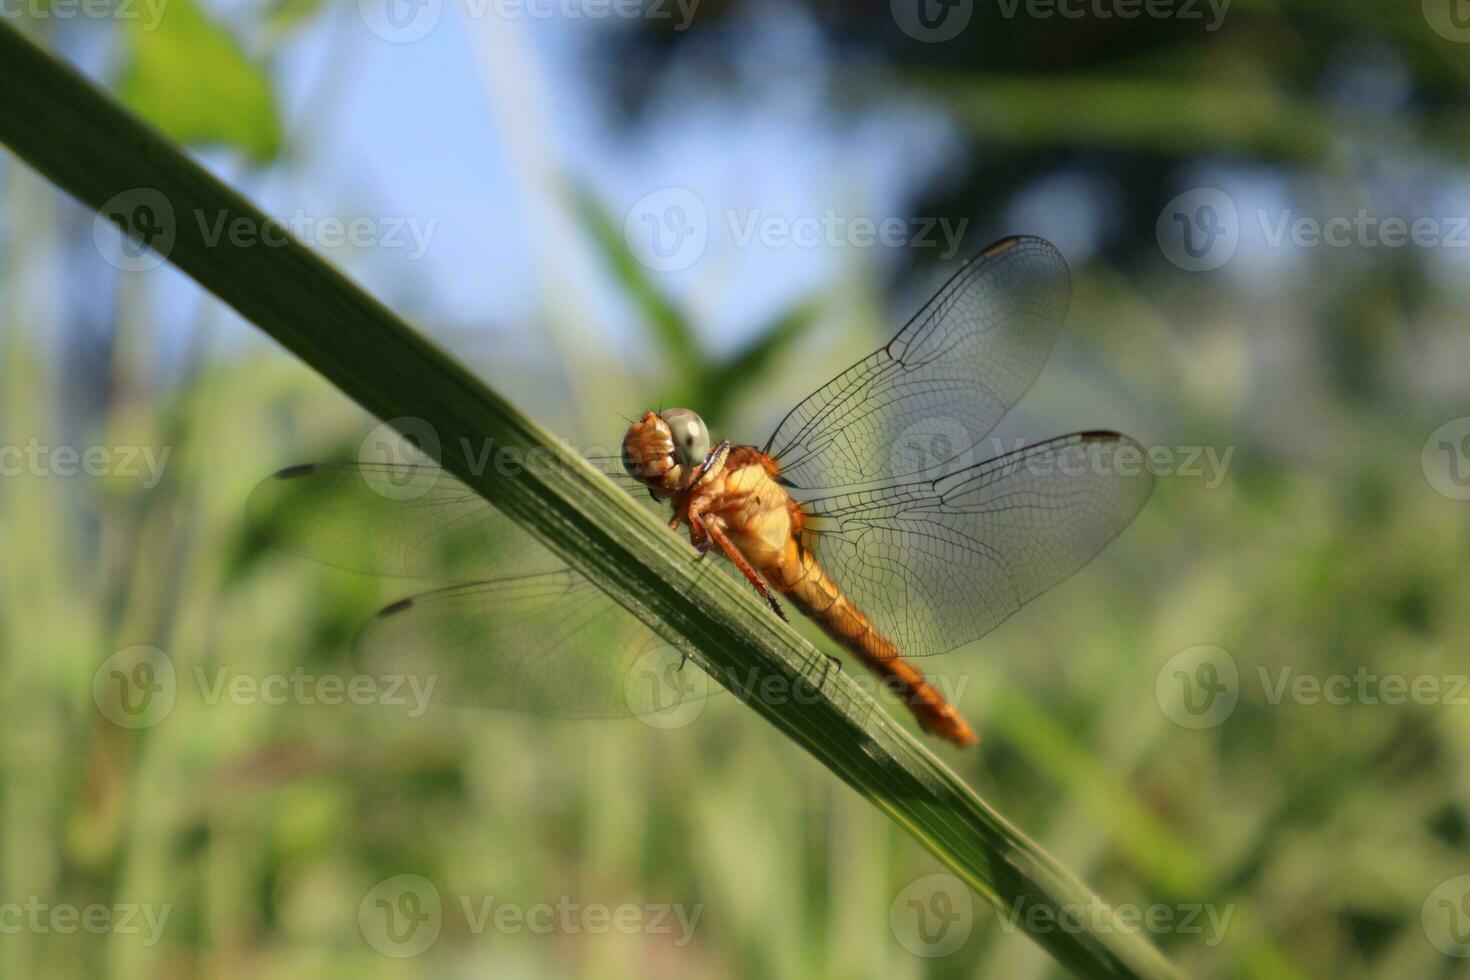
left=0, top=23, right=1183, bottom=979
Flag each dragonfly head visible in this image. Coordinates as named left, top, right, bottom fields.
left=622, top=408, right=710, bottom=498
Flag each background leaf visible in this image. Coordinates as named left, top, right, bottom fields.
left=117, top=0, right=281, bottom=162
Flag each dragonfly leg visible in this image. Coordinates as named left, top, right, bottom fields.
left=705, top=522, right=788, bottom=623
left=686, top=507, right=713, bottom=559
left=678, top=439, right=731, bottom=493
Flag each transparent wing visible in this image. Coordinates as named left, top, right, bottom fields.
left=356, top=571, right=718, bottom=720
left=763, top=236, right=1070, bottom=490
left=800, top=432, right=1154, bottom=658
left=246, top=463, right=719, bottom=720
left=245, top=460, right=651, bottom=582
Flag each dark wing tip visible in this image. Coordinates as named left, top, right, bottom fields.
left=981, top=235, right=1022, bottom=258
left=377, top=597, right=415, bottom=618
left=979, top=235, right=1070, bottom=293
left=1073, top=431, right=1157, bottom=502
left=1072, top=430, right=1153, bottom=461
left=980, top=234, right=1064, bottom=258
left=1074, top=431, right=1153, bottom=461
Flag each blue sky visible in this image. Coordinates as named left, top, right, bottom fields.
left=233, top=1, right=969, bottom=358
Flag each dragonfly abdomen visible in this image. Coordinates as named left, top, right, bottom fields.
left=768, top=541, right=979, bottom=747
left=710, top=453, right=979, bottom=746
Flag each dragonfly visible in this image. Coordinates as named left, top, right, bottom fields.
left=247, top=235, right=1153, bottom=747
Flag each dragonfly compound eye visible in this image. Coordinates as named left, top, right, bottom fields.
left=659, top=408, right=710, bottom=467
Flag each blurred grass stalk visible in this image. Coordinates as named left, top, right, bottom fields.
left=0, top=22, right=1183, bottom=979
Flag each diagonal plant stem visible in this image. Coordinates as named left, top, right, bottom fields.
left=0, top=22, right=1183, bottom=979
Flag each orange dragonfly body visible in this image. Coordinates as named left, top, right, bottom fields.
left=249, top=236, right=1153, bottom=747
left=623, top=419, right=979, bottom=744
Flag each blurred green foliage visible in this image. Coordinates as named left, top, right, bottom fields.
left=4, top=2, right=1470, bottom=979
left=118, top=0, right=280, bottom=161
